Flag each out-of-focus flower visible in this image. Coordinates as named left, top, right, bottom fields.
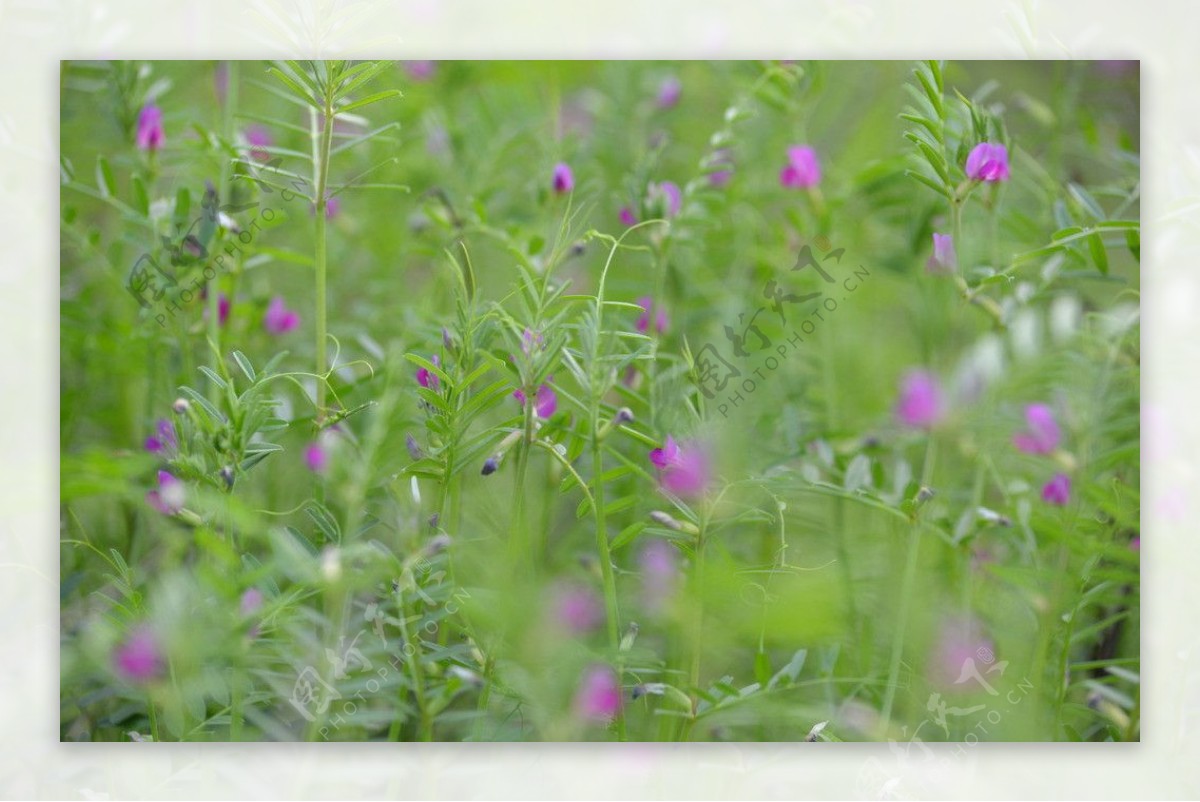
left=136, top=104, right=165, bottom=151
left=263, top=296, right=300, bottom=334
left=895, top=370, right=945, bottom=429
left=172, top=398, right=190, bottom=415
left=619, top=206, right=638, bottom=227
left=965, top=142, right=1010, bottom=182
left=1013, top=403, right=1061, bottom=455
left=304, top=441, right=328, bottom=474
left=648, top=181, right=682, bottom=218
left=928, top=233, right=957, bottom=274
left=656, top=76, right=682, bottom=109
left=416, top=354, right=441, bottom=389
left=214, top=62, right=229, bottom=105
left=514, top=383, right=557, bottom=418
left=240, top=587, right=264, bottom=616
left=202, top=289, right=231, bottom=326
left=639, top=540, right=678, bottom=614
left=574, top=664, right=621, bottom=723
left=551, top=584, right=603, bottom=633
left=649, top=436, right=710, bottom=498
left=930, top=616, right=996, bottom=691
left=636, top=296, right=669, bottom=335
left=521, top=327, right=544, bottom=355
left=244, top=125, right=272, bottom=162
left=1041, top=473, right=1071, bottom=505
left=552, top=162, right=574, bottom=194
left=144, top=418, right=177, bottom=454
left=146, top=470, right=184, bottom=515
left=779, top=145, right=821, bottom=189
left=114, top=627, right=163, bottom=683
left=404, top=60, right=436, bottom=81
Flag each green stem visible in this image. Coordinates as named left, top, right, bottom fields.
left=312, top=100, right=335, bottom=423
left=591, top=429, right=626, bottom=741
left=680, top=516, right=708, bottom=742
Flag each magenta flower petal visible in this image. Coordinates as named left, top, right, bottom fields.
left=928, top=232, right=957, bottom=274
left=304, top=442, right=328, bottom=474
left=135, top=104, right=165, bottom=151
left=965, top=142, right=1010, bottom=183
left=649, top=437, right=709, bottom=497
left=114, top=627, right=163, bottom=683
left=639, top=540, right=678, bottom=614
left=552, top=162, right=574, bottom=194
left=655, top=181, right=682, bottom=217
left=416, top=354, right=441, bottom=389
left=656, top=76, right=682, bottom=109
left=931, top=616, right=995, bottom=691
left=895, top=370, right=945, bottom=429
left=649, top=436, right=680, bottom=470
left=1013, top=403, right=1061, bottom=455
left=534, top=384, right=557, bottom=418
left=635, top=296, right=668, bottom=335
left=263, top=296, right=300, bottom=335
left=780, top=145, right=821, bottom=189
left=240, top=587, right=264, bottom=616
left=1041, top=473, right=1071, bottom=505
left=619, top=206, right=638, bottom=227
left=405, top=60, right=436, bottom=81
left=552, top=584, right=603, bottom=633
left=245, top=124, right=272, bottom=162
left=146, top=470, right=184, bottom=515
left=574, top=664, right=621, bottom=723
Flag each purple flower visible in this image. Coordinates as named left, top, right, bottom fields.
left=639, top=540, right=678, bottom=614
left=245, top=125, right=272, bottom=162
left=325, top=196, right=340, bottom=219
left=649, top=436, right=710, bottom=498
left=636, top=296, right=669, bottom=335
left=240, top=587, right=264, bottom=616
left=552, top=162, right=574, bottom=194
left=404, top=60, right=436, bottom=81
left=930, top=616, right=995, bottom=691
left=203, top=289, right=230, bottom=326
left=551, top=584, right=603, bottom=633
left=144, top=418, right=177, bottom=454
left=709, top=169, right=733, bottom=187
left=574, top=664, right=620, bottom=723
left=514, top=383, right=557, bottom=418
left=656, top=76, right=682, bottom=109
left=136, top=104, right=165, bottom=151
left=416, top=355, right=441, bottom=389
left=649, top=181, right=682, bottom=218
left=895, top=370, right=945, bottom=429
left=965, top=142, right=1010, bottom=183
left=146, top=470, right=184, bottom=515
left=1041, top=473, right=1071, bottom=506
left=928, top=233, right=957, bottom=274
left=263, top=296, right=300, bottom=335
left=304, top=442, right=328, bottom=474
left=779, top=145, right=821, bottom=189
left=1013, top=403, right=1061, bottom=455
left=114, top=627, right=163, bottom=683
left=521, top=327, right=545, bottom=356
left=619, top=206, right=638, bottom=227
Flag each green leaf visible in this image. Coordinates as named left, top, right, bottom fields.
left=336, top=89, right=402, bottom=115
left=130, top=174, right=149, bottom=216
left=1087, top=231, right=1109, bottom=274
left=1068, top=183, right=1105, bottom=221
left=96, top=155, right=116, bottom=198
left=306, top=501, right=342, bottom=544
left=231, top=351, right=256, bottom=383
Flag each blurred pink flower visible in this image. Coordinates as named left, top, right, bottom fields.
left=416, top=354, right=441, bottom=389
left=779, top=145, right=821, bottom=189
left=636, top=296, right=669, bottom=335
left=240, top=587, right=264, bottom=616
left=136, top=104, right=165, bottom=151
left=245, top=125, right=272, bottom=162
left=574, top=664, right=621, bottom=723
left=144, top=418, right=177, bottom=454
left=114, top=627, right=163, bottom=683
left=656, top=76, right=682, bottom=108
left=965, top=142, right=1010, bottom=182
left=146, top=470, right=184, bottom=515
left=895, top=370, right=944, bottom=429
left=551, top=584, right=602, bottom=633
left=1041, top=473, right=1071, bottom=505
left=639, top=540, right=678, bottom=614
left=649, top=436, right=710, bottom=498
left=649, top=180, right=682, bottom=218
left=263, top=296, right=300, bottom=334
left=514, top=383, right=557, bottom=418
left=405, top=60, right=436, bottom=81
left=552, top=162, right=574, bottom=194
left=931, top=616, right=996, bottom=692
left=521, top=327, right=545, bottom=355
left=928, top=232, right=956, bottom=274
left=619, top=206, right=638, bottom=227
left=1013, top=404, right=1061, bottom=455
left=304, top=442, right=328, bottom=474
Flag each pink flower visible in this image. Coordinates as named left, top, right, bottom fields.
left=245, top=125, right=272, bottom=162
left=304, top=442, right=328, bottom=474
left=521, top=328, right=544, bottom=355
left=514, top=383, right=557, bottom=418
left=144, top=418, right=177, bottom=454
left=240, top=587, right=264, bottom=616
left=136, top=104, right=165, bottom=151
left=202, top=289, right=230, bottom=326
left=649, top=181, right=682, bottom=218
left=1013, top=404, right=1061, bottom=455
left=405, top=60, right=436, bottom=81
left=965, top=142, right=1010, bottom=182
left=895, top=370, right=945, bottom=429
left=709, top=169, right=733, bottom=187
left=114, top=627, right=163, bottom=683
left=146, top=470, right=185, bottom=515
left=1041, top=473, right=1071, bottom=506
left=552, top=162, right=574, bottom=194
left=931, top=616, right=995, bottom=691
left=619, top=206, right=638, bottom=227
left=636, top=296, right=669, bottom=335
left=779, top=145, right=821, bottom=189
left=639, top=540, right=678, bottom=614
left=928, top=233, right=957, bottom=274
left=416, top=355, right=441, bottom=389
left=574, top=664, right=621, bottom=723
left=263, top=297, right=300, bottom=334
left=551, top=584, right=603, bottom=633
left=656, top=76, right=682, bottom=108
left=649, top=436, right=710, bottom=498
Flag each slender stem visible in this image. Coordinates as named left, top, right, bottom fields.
left=591, top=428, right=625, bottom=741
left=312, top=99, right=335, bottom=423
left=680, top=515, right=708, bottom=742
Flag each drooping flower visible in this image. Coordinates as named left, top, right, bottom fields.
left=114, top=627, right=163, bottom=683
left=416, top=354, right=441, bottom=389
left=135, top=104, right=165, bottom=151
left=928, top=232, right=957, bottom=274
left=514, top=383, right=557, bottom=418
left=648, top=181, right=682, bottom=218
left=649, top=436, right=710, bottom=498
left=551, top=584, right=603, bottom=634
left=930, top=616, right=996, bottom=691
left=244, top=125, right=272, bottom=162
left=146, top=470, right=185, bottom=515
left=965, top=142, right=1010, bottom=183
left=895, top=370, right=945, bottom=429
left=779, top=145, right=821, bottom=189
left=656, top=76, right=682, bottom=109
left=404, top=60, right=436, bottom=81
left=1013, top=403, right=1061, bottom=455
left=144, top=418, right=177, bottom=454
left=263, top=296, right=300, bottom=334
left=574, top=664, right=621, bottom=723
left=619, top=206, right=638, bottom=227
left=304, top=442, right=328, bottom=474
left=552, top=162, right=574, bottom=194
left=1041, top=473, right=1071, bottom=506
left=636, top=296, right=669, bottom=335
